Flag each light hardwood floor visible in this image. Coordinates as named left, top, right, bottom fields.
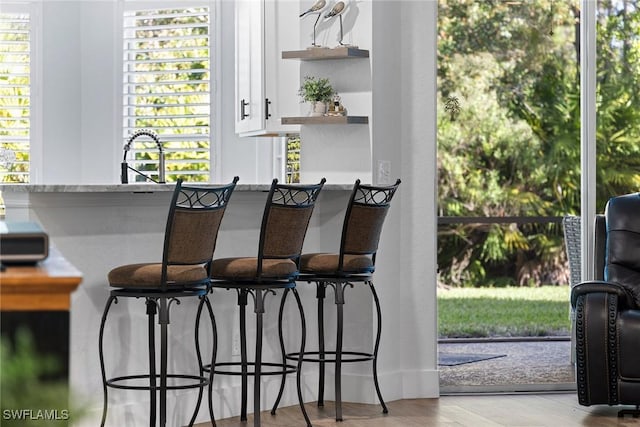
left=195, top=393, right=639, bottom=427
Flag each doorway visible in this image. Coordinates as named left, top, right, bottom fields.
left=437, top=0, right=640, bottom=392
left=436, top=0, right=580, bottom=392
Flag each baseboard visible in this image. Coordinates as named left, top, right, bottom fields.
left=324, top=369, right=440, bottom=403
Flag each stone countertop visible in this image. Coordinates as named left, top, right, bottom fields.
left=0, top=183, right=355, bottom=193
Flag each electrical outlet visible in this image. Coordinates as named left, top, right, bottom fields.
left=377, top=160, right=391, bottom=185
left=232, top=332, right=240, bottom=356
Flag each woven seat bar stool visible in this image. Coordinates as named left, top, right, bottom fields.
left=282, top=178, right=400, bottom=421
left=99, top=177, right=238, bottom=427
left=207, top=178, right=325, bottom=427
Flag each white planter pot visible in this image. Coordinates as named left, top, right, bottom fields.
left=309, top=101, right=327, bottom=117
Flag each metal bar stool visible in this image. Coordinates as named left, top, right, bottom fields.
left=282, top=178, right=401, bottom=421
left=206, top=178, right=325, bottom=427
left=99, top=177, right=239, bottom=427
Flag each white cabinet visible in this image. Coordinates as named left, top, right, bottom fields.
left=234, top=0, right=262, bottom=135
left=234, top=0, right=300, bottom=137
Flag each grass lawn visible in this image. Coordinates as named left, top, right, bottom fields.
left=438, top=285, right=572, bottom=339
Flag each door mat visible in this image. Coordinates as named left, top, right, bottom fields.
left=438, top=352, right=506, bottom=366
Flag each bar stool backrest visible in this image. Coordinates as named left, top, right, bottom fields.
left=257, top=178, right=326, bottom=278
left=161, top=177, right=239, bottom=289
left=338, top=179, right=401, bottom=273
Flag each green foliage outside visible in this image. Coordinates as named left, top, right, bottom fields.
left=438, top=286, right=571, bottom=338
left=438, top=0, right=640, bottom=287
left=286, top=136, right=301, bottom=183
left=0, top=329, right=86, bottom=426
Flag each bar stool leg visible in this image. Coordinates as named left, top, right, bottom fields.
left=238, top=290, right=249, bottom=422
left=147, top=298, right=158, bottom=427
left=253, top=290, right=265, bottom=427
left=272, top=289, right=289, bottom=414
left=192, top=298, right=205, bottom=426
left=334, top=283, right=347, bottom=422
left=273, top=288, right=312, bottom=426
left=99, top=296, right=117, bottom=427
left=204, top=296, right=218, bottom=426
left=292, top=288, right=312, bottom=427
left=191, top=295, right=216, bottom=427
left=159, top=297, right=169, bottom=427
left=369, top=281, right=388, bottom=413
left=316, top=282, right=326, bottom=408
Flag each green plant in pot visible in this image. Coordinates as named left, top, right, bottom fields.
left=299, top=76, right=334, bottom=116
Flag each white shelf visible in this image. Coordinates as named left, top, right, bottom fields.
left=281, top=116, right=368, bottom=125
left=282, top=47, right=370, bottom=61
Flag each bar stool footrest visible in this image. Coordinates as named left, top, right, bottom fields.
left=106, top=373, right=208, bottom=391
left=204, top=361, right=297, bottom=376
left=286, top=350, right=374, bottom=363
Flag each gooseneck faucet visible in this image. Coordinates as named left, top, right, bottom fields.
left=121, top=129, right=166, bottom=184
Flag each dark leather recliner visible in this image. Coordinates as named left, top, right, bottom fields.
left=571, top=192, right=640, bottom=415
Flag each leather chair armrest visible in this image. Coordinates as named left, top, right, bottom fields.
left=571, top=280, right=636, bottom=309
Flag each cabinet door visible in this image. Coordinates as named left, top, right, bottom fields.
left=235, top=0, right=264, bottom=134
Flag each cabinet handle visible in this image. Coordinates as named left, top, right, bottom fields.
left=265, top=98, right=272, bottom=120
left=240, top=99, right=249, bottom=120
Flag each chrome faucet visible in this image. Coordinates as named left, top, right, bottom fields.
left=121, top=129, right=166, bottom=184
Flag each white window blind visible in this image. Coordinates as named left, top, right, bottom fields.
left=0, top=11, right=31, bottom=183
left=123, top=6, right=211, bottom=183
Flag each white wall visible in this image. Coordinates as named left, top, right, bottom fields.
left=41, top=1, right=82, bottom=183
left=397, top=0, right=439, bottom=397
left=298, top=0, right=373, bottom=184
left=371, top=0, right=439, bottom=400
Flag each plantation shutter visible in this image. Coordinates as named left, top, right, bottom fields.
left=0, top=10, right=31, bottom=183
left=123, top=6, right=211, bottom=182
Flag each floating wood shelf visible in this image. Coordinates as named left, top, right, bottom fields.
left=281, top=116, right=368, bottom=125
left=282, top=47, right=370, bottom=61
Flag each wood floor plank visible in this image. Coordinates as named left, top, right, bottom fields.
left=194, top=394, right=640, bottom=427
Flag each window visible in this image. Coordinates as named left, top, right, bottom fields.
left=0, top=8, right=32, bottom=183
left=122, top=6, right=211, bottom=183
left=286, top=136, right=300, bottom=183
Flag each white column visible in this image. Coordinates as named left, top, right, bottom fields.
left=371, top=0, right=439, bottom=401
left=580, top=0, right=597, bottom=282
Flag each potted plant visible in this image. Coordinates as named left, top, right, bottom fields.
left=299, top=76, right=334, bottom=116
